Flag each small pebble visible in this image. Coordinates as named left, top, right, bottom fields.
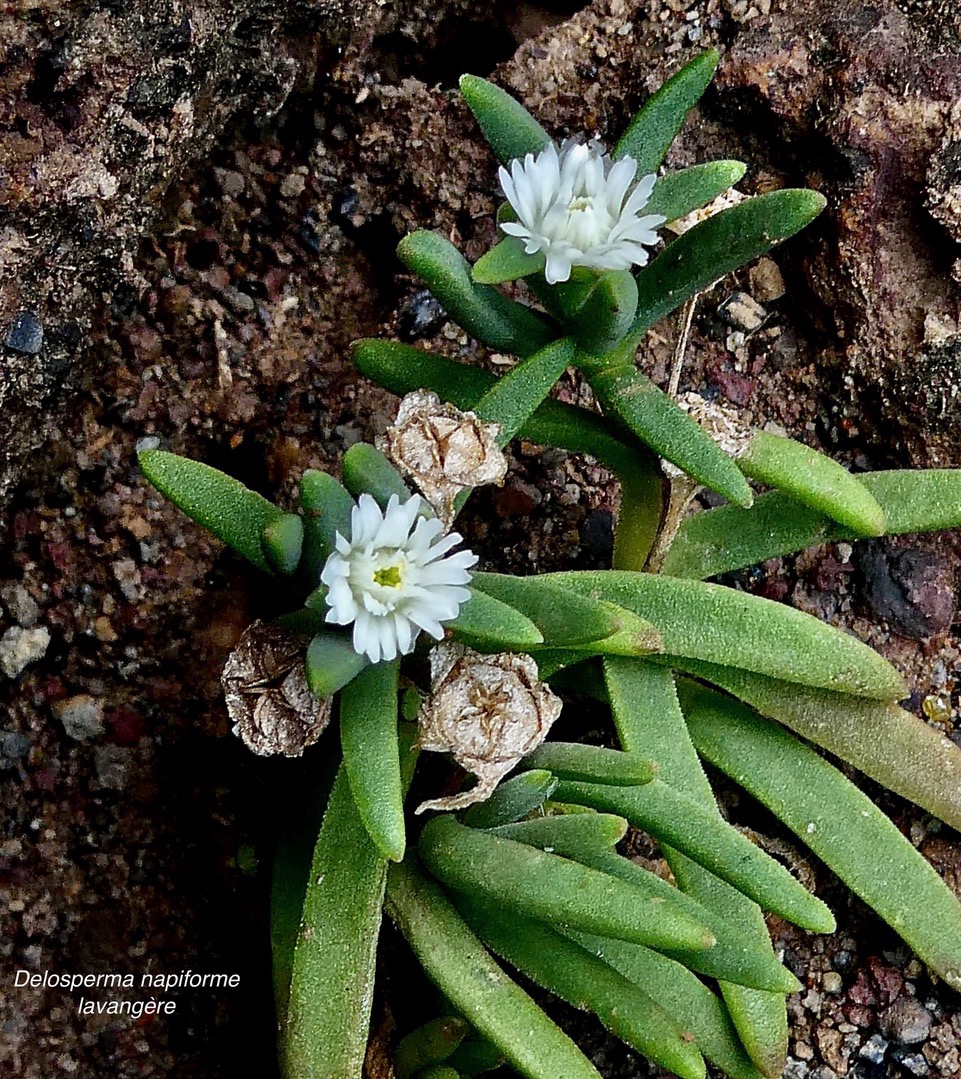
left=749, top=257, right=787, bottom=301
left=880, top=996, right=932, bottom=1045
left=823, top=971, right=844, bottom=994
left=52, top=695, right=105, bottom=742
left=4, top=311, right=43, bottom=355
left=859, top=1033, right=888, bottom=1064
left=1, top=583, right=40, bottom=627
left=0, top=626, right=51, bottom=678
left=398, top=289, right=446, bottom=341
left=718, top=290, right=768, bottom=333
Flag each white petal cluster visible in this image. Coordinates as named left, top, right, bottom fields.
left=499, top=140, right=666, bottom=285
left=321, top=493, right=477, bottom=664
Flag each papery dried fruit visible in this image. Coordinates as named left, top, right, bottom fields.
left=416, top=642, right=562, bottom=813
left=379, top=390, right=507, bottom=525
left=222, top=621, right=331, bottom=756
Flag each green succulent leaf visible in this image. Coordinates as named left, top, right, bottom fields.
left=447, top=587, right=545, bottom=649
left=662, top=468, right=961, bottom=580
left=629, top=189, right=827, bottom=340
left=614, top=49, right=720, bottom=173
left=457, top=898, right=707, bottom=1079
left=572, top=934, right=767, bottom=1079
left=418, top=814, right=715, bottom=952
left=569, top=271, right=639, bottom=357
left=385, top=860, right=603, bottom=1079
left=342, top=443, right=411, bottom=506
left=498, top=811, right=799, bottom=995
left=462, top=770, right=559, bottom=829
left=545, top=571, right=905, bottom=700
left=472, top=236, right=546, bottom=284
left=737, top=430, right=885, bottom=536
left=668, top=657, right=961, bottom=834
left=680, top=682, right=961, bottom=992
left=645, top=161, right=748, bottom=224
left=603, top=658, right=788, bottom=1078
left=397, top=232, right=555, bottom=357
left=580, top=358, right=754, bottom=507
left=299, top=469, right=354, bottom=582
left=459, top=74, right=551, bottom=166
left=262, top=512, right=304, bottom=576
left=139, top=449, right=284, bottom=572
left=280, top=765, right=389, bottom=1079
left=305, top=631, right=368, bottom=698
left=522, top=743, right=655, bottom=787
left=341, top=660, right=405, bottom=862
left=470, top=572, right=620, bottom=647
left=350, top=339, right=636, bottom=473
left=553, top=776, right=835, bottom=933
left=492, top=811, right=629, bottom=850
left=473, top=337, right=576, bottom=447
left=445, top=1036, right=506, bottom=1075
left=395, top=1017, right=468, bottom=1079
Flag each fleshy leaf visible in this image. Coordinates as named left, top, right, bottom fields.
left=305, top=631, right=368, bottom=698
left=473, top=337, right=576, bottom=447
left=299, top=469, right=354, bottom=581
left=737, top=430, right=885, bottom=536
left=604, top=657, right=789, bottom=1077
left=552, top=777, right=835, bottom=933
left=457, top=898, right=707, bottom=1079
left=470, top=571, right=620, bottom=646
left=668, top=657, right=961, bottom=834
left=459, top=74, right=551, bottom=166
left=447, top=587, right=545, bottom=649
left=614, top=49, right=719, bottom=172
left=569, top=271, right=639, bottom=357
left=462, top=769, right=559, bottom=829
left=662, top=468, right=961, bottom=580
left=419, top=815, right=715, bottom=952
left=340, top=660, right=405, bottom=862
left=342, top=443, right=411, bottom=506
left=473, top=236, right=546, bottom=284
left=385, top=860, right=603, bottom=1079
left=522, top=743, right=655, bottom=787
left=580, top=357, right=754, bottom=507
left=397, top=232, right=555, bottom=357
left=680, top=682, right=961, bottom=992
left=139, top=449, right=284, bottom=572
left=645, top=160, right=748, bottom=224
left=280, top=765, right=388, bottom=1079
left=395, top=1018, right=468, bottom=1079
left=545, top=570, right=905, bottom=700
left=572, top=933, right=767, bottom=1079
left=262, top=512, right=304, bottom=576
left=629, top=190, right=827, bottom=340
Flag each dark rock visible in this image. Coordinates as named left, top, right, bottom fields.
left=880, top=998, right=933, bottom=1046
left=397, top=289, right=446, bottom=341
left=579, top=508, right=614, bottom=557
left=856, top=539, right=957, bottom=639
left=4, top=311, right=43, bottom=355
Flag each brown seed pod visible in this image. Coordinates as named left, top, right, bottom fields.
left=222, top=621, right=331, bottom=757
left=416, top=642, right=562, bottom=813
left=378, top=390, right=507, bottom=525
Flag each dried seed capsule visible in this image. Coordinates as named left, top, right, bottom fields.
left=222, top=621, right=331, bottom=757
left=416, top=642, right=562, bottom=813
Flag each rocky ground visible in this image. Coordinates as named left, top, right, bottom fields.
left=2, top=0, right=961, bottom=1076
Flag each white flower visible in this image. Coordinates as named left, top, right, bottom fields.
left=321, top=492, right=478, bottom=664
left=498, top=140, right=666, bottom=285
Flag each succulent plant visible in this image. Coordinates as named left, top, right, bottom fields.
left=141, top=50, right=961, bottom=1079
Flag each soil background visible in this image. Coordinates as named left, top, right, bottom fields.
left=2, top=0, right=961, bottom=1076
